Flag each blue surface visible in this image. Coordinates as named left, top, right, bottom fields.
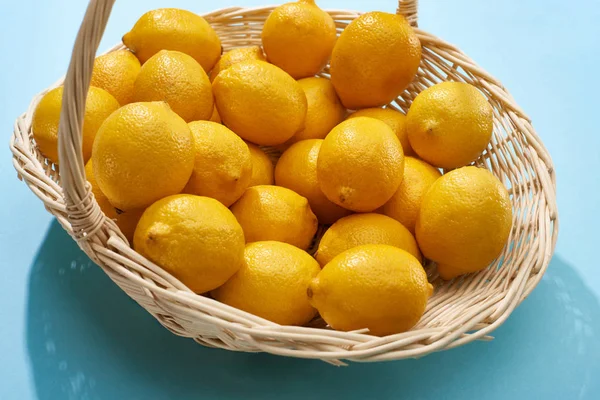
left=1, top=1, right=599, bottom=399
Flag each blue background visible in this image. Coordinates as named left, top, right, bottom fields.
left=1, top=0, right=599, bottom=399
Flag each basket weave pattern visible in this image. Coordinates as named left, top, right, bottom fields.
left=10, top=0, right=558, bottom=364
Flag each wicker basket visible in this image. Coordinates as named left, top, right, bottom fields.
left=10, top=0, right=558, bottom=365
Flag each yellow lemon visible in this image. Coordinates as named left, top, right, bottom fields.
left=92, top=102, right=194, bottom=211
left=210, top=46, right=266, bottom=82
left=123, top=8, right=221, bottom=71
left=347, top=107, right=414, bottom=156
left=32, top=86, right=119, bottom=164
left=183, top=121, right=252, bottom=207
left=85, top=160, right=146, bottom=244
left=262, top=0, right=337, bottom=79
left=315, top=213, right=420, bottom=265
left=213, top=241, right=320, bottom=325
left=317, top=117, right=404, bottom=212
left=134, top=194, right=245, bottom=293
left=85, top=159, right=118, bottom=220
left=287, top=78, right=346, bottom=144
left=275, top=139, right=351, bottom=225
left=113, top=208, right=145, bottom=244
left=407, top=82, right=493, bottom=169
left=133, top=50, right=213, bottom=122
left=309, top=244, right=432, bottom=336
left=91, top=49, right=141, bottom=105
left=330, top=12, right=421, bottom=109
left=209, top=106, right=221, bottom=123
left=230, top=185, right=318, bottom=250
left=213, top=60, right=307, bottom=146
left=381, top=157, right=441, bottom=233
left=247, top=143, right=274, bottom=186
left=416, top=166, right=513, bottom=280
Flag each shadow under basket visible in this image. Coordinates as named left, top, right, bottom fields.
left=9, top=0, right=558, bottom=365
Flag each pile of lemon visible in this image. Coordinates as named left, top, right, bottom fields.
left=32, top=1, right=513, bottom=336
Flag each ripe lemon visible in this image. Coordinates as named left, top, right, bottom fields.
left=262, top=0, right=337, bottom=79
left=123, top=8, right=221, bottom=71
left=134, top=194, right=245, bottom=293
left=347, top=107, right=414, bottom=156
left=113, top=208, right=145, bottom=244
left=315, top=213, right=420, bottom=265
left=213, top=241, right=320, bottom=325
left=85, top=160, right=146, bottom=243
left=209, top=106, right=221, bottom=123
left=133, top=50, right=213, bottom=122
left=317, top=117, right=405, bottom=212
left=210, top=46, right=266, bottom=82
left=287, top=78, right=346, bottom=144
left=247, top=143, right=274, bottom=186
left=407, top=82, right=493, bottom=169
left=416, top=166, right=513, bottom=280
left=213, top=60, right=307, bottom=146
left=92, top=102, right=194, bottom=211
left=91, top=49, right=141, bottom=105
left=230, top=185, right=318, bottom=250
left=32, top=86, right=119, bottom=164
left=183, top=121, right=252, bottom=207
left=330, top=12, right=421, bottom=109
left=85, top=160, right=118, bottom=220
left=382, top=157, right=441, bottom=233
left=275, top=140, right=351, bottom=225
left=309, top=244, right=432, bottom=336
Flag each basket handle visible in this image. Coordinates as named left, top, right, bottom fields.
left=57, top=0, right=116, bottom=239
left=397, top=0, right=418, bottom=26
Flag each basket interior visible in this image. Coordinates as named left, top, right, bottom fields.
left=207, top=9, right=555, bottom=331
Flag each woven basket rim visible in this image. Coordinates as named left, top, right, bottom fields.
left=9, top=1, right=558, bottom=364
